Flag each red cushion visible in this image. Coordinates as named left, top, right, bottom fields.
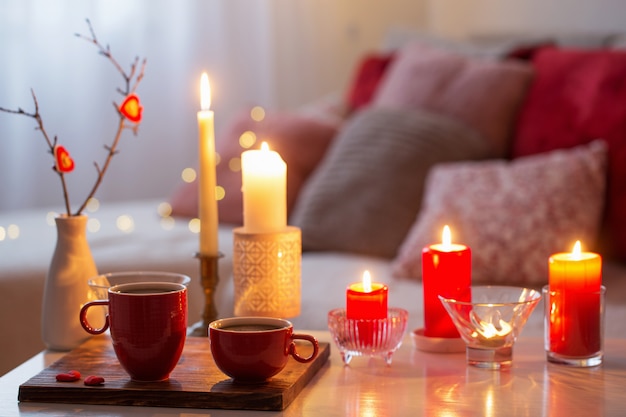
left=506, top=42, right=555, bottom=61
left=344, top=52, right=395, bottom=113
left=169, top=108, right=338, bottom=225
left=512, top=47, right=626, bottom=260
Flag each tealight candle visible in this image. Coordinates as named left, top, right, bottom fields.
left=346, top=271, right=388, bottom=320
left=346, top=271, right=388, bottom=348
left=472, top=316, right=513, bottom=348
left=422, top=225, right=471, bottom=338
left=548, top=241, right=602, bottom=357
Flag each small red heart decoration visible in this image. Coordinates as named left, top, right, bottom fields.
left=119, top=93, right=143, bottom=123
left=53, top=145, right=75, bottom=173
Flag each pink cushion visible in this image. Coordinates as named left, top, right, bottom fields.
left=392, top=141, right=607, bottom=285
left=169, top=108, right=338, bottom=224
left=512, top=47, right=626, bottom=260
left=372, top=42, right=533, bottom=157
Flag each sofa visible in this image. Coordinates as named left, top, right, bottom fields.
left=3, top=31, right=626, bottom=376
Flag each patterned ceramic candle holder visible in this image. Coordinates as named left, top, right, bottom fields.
left=327, top=307, right=408, bottom=365
left=233, top=226, right=301, bottom=318
left=439, top=286, right=541, bottom=369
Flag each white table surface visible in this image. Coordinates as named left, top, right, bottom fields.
left=2, top=330, right=626, bottom=417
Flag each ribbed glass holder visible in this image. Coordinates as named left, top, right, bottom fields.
left=233, top=226, right=301, bottom=318
left=328, top=307, right=408, bottom=365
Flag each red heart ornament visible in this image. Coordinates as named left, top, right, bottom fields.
left=53, top=145, right=75, bottom=173
left=119, top=93, right=143, bottom=123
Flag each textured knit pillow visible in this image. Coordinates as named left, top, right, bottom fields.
left=511, top=47, right=626, bottom=261
left=289, top=107, right=493, bottom=259
left=169, top=108, right=338, bottom=224
left=372, top=42, right=533, bottom=157
left=392, top=140, right=608, bottom=285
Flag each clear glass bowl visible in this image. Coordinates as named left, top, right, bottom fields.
left=439, top=286, right=541, bottom=369
left=328, top=307, right=408, bottom=365
left=88, top=271, right=191, bottom=300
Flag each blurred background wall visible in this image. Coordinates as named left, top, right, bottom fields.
left=2, top=0, right=625, bottom=212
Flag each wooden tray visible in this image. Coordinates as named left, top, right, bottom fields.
left=18, top=334, right=331, bottom=411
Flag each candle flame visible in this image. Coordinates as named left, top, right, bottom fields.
left=441, top=225, right=452, bottom=250
left=200, top=72, right=211, bottom=111
left=571, top=240, right=582, bottom=260
left=261, top=141, right=270, bottom=151
left=470, top=311, right=512, bottom=339
left=362, top=270, right=372, bottom=293
left=476, top=320, right=512, bottom=338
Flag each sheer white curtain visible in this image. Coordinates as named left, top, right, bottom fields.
left=0, top=0, right=427, bottom=212
left=0, top=0, right=278, bottom=212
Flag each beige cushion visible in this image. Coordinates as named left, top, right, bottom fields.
left=290, top=107, right=492, bottom=259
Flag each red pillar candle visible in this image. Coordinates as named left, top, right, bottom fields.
left=548, top=241, right=602, bottom=357
left=346, top=271, right=388, bottom=320
left=422, top=225, right=471, bottom=338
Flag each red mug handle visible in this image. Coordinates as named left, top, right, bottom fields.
left=79, top=300, right=110, bottom=335
left=289, top=333, right=319, bottom=363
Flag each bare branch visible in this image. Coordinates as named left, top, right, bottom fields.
left=2, top=18, right=146, bottom=216
left=0, top=90, right=72, bottom=214
left=73, top=19, right=146, bottom=215
left=131, top=59, right=147, bottom=94
left=75, top=18, right=129, bottom=92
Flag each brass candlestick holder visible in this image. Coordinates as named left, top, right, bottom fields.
left=189, top=252, right=222, bottom=337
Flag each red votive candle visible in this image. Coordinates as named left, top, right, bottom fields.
left=346, top=271, right=388, bottom=347
left=346, top=271, right=388, bottom=320
left=422, top=225, right=471, bottom=338
left=548, top=241, right=602, bottom=357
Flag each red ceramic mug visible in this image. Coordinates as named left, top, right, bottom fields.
left=80, top=281, right=187, bottom=382
left=209, top=317, right=319, bottom=383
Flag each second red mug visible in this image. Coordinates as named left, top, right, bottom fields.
left=209, top=316, right=319, bottom=383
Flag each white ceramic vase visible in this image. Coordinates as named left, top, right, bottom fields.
left=41, top=215, right=98, bottom=351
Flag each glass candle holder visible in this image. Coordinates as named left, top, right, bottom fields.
left=327, top=307, right=408, bottom=365
left=439, top=286, right=541, bottom=369
left=543, top=285, right=605, bottom=367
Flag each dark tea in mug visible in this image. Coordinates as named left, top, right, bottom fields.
left=221, top=324, right=283, bottom=331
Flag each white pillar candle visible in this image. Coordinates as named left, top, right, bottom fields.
left=197, top=72, right=219, bottom=255
left=241, top=142, right=287, bottom=233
